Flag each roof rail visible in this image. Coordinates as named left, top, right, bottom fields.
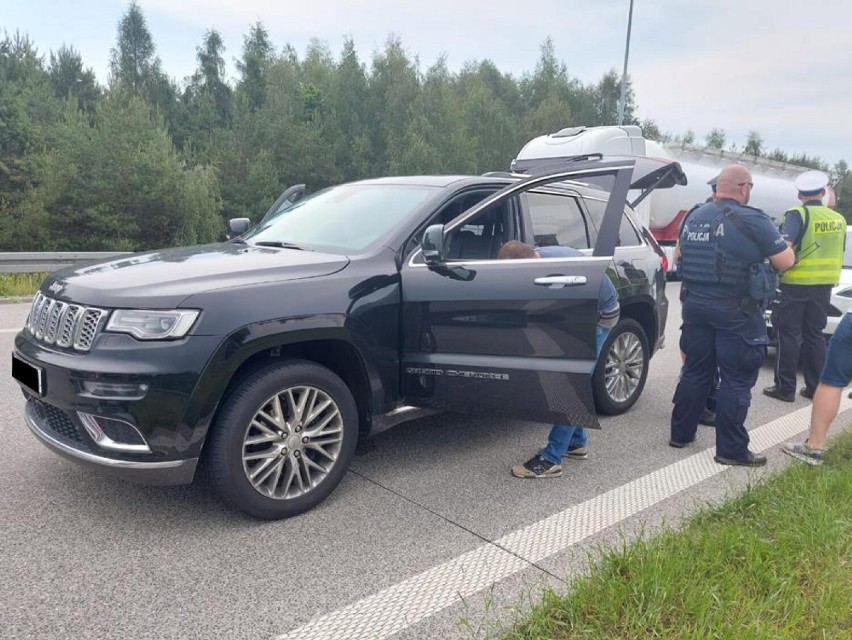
left=510, top=153, right=604, bottom=174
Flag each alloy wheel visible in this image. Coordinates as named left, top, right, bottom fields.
left=604, top=331, right=645, bottom=403
left=241, top=385, right=344, bottom=500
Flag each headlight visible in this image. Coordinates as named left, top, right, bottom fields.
left=106, top=309, right=199, bottom=340
left=835, top=287, right=852, bottom=299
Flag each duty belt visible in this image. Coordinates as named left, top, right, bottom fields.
left=683, top=290, right=761, bottom=313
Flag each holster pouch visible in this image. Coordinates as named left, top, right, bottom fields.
left=748, top=262, right=779, bottom=310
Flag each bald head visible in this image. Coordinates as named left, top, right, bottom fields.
left=715, top=164, right=754, bottom=204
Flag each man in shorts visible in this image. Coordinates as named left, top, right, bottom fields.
left=782, top=309, right=852, bottom=465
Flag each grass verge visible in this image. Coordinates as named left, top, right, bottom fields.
left=501, top=430, right=852, bottom=639
left=0, top=273, right=46, bottom=297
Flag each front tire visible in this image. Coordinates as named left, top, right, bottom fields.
left=207, top=360, right=358, bottom=519
left=593, top=318, right=650, bottom=415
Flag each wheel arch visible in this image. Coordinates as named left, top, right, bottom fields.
left=218, top=339, right=373, bottom=435
left=619, top=298, right=658, bottom=352
left=193, top=324, right=385, bottom=466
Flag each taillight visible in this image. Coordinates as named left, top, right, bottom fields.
left=660, top=253, right=668, bottom=274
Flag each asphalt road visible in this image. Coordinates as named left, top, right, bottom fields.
left=1, top=284, right=847, bottom=640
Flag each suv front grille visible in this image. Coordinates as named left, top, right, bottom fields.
left=27, top=292, right=108, bottom=352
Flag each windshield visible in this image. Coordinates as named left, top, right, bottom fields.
left=243, top=183, right=438, bottom=252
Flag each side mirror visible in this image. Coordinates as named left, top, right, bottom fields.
left=228, top=218, right=251, bottom=239
left=421, top=224, right=446, bottom=265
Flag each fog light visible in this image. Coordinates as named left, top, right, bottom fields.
left=78, top=413, right=150, bottom=453
left=80, top=380, right=149, bottom=399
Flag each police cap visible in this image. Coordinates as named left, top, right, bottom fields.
left=706, top=175, right=719, bottom=192
left=794, top=170, right=828, bottom=196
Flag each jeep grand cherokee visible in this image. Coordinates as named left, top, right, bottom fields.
left=13, top=157, right=684, bottom=519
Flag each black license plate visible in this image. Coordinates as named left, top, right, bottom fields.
left=12, top=354, right=43, bottom=395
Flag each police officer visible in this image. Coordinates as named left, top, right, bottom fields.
left=764, top=170, right=846, bottom=402
left=674, top=174, right=720, bottom=427
left=671, top=164, right=795, bottom=466
left=705, top=174, right=719, bottom=201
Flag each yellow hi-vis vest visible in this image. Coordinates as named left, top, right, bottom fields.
left=781, top=204, right=846, bottom=285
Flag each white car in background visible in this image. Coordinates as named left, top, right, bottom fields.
left=767, top=226, right=852, bottom=343
left=827, top=245, right=852, bottom=335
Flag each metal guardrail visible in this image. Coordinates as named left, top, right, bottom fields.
left=0, top=252, right=131, bottom=273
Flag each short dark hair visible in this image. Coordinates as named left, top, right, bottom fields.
left=497, top=240, right=537, bottom=260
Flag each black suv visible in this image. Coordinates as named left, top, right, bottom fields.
left=12, top=157, right=683, bottom=519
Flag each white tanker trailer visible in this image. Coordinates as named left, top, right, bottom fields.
left=513, top=125, right=834, bottom=275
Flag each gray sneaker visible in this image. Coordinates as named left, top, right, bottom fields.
left=564, top=445, right=588, bottom=460
left=782, top=441, right=825, bottom=466
left=511, top=454, right=562, bottom=478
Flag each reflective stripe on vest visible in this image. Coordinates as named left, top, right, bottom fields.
left=781, top=205, right=846, bottom=285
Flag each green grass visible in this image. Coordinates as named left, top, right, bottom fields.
left=501, top=431, right=852, bottom=639
left=0, top=273, right=47, bottom=297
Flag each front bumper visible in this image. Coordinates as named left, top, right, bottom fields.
left=14, top=327, right=227, bottom=481
left=25, top=398, right=197, bottom=485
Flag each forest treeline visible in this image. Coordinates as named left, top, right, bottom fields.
left=1, top=2, right=848, bottom=252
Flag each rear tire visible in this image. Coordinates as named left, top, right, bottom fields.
left=207, top=359, right=358, bottom=520
left=593, top=319, right=650, bottom=415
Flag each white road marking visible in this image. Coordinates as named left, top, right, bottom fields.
left=276, top=398, right=849, bottom=640
left=0, top=328, right=21, bottom=333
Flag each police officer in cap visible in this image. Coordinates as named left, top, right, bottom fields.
left=764, top=170, right=846, bottom=402
left=671, top=164, right=795, bottom=466
left=706, top=174, right=719, bottom=200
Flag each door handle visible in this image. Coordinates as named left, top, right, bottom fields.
left=534, top=275, right=587, bottom=288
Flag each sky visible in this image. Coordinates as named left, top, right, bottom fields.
left=3, top=0, right=850, bottom=166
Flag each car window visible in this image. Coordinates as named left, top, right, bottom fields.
left=244, top=183, right=439, bottom=252
left=444, top=199, right=512, bottom=261
left=405, top=190, right=498, bottom=259
left=525, top=191, right=591, bottom=250
left=618, top=212, right=642, bottom=246
left=584, top=198, right=643, bottom=247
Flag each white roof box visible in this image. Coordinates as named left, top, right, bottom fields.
left=512, top=125, right=647, bottom=170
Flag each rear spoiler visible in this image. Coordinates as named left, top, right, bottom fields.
left=510, top=154, right=687, bottom=208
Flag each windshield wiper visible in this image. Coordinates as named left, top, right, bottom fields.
left=253, top=240, right=310, bottom=251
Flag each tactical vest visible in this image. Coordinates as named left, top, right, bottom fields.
left=679, top=207, right=751, bottom=294
left=781, top=205, right=846, bottom=285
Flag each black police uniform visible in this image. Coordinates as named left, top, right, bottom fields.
left=671, top=198, right=787, bottom=459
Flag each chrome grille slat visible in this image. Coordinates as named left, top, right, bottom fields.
left=35, top=298, right=54, bottom=339
left=56, top=305, right=82, bottom=347
left=44, top=301, right=67, bottom=343
left=28, top=293, right=45, bottom=333
left=26, top=294, right=107, bottom=352
left=76, top=309, right=107, bottom=350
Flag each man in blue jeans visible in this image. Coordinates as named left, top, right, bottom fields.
left=496, top=241, right=620, bottom=479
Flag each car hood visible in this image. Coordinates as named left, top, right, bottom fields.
left=835, top=267, right=852, bottom=290
left=42, top=243, right=350, bottom=308
left=831, top=267, right=852, bottom=308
